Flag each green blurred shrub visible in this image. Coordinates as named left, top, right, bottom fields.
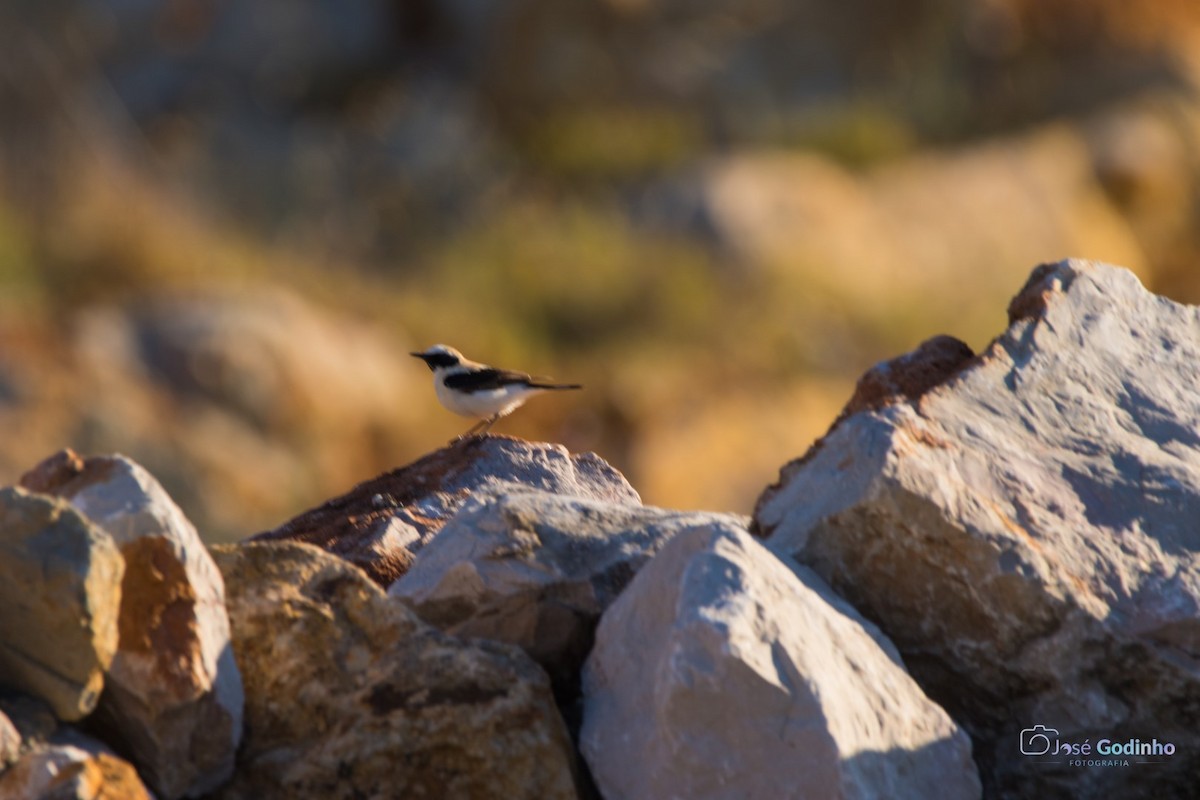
left=401, top=200, right=723, bottom=363
left=519, top=107, right=702, bottom=182
left=0, top=202, right=43, bottom=309
left=772, top=103, right=916, bottom=167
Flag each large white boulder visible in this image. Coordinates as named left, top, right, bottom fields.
left=581, top=523, right=979, bottom=800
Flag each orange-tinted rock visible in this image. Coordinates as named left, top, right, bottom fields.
left=22, top=450, right=243, bottom=799
left=0, top=729, right=153, bottom=800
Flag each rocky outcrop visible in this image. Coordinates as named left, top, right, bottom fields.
left=254, top=435, right=640, bottom=587
left=210, top=541, right=579, bottom=800
left=4, top=257, right=1200, bottom=799
left=21, top=449, right=243, bottom=799
left=581, top=523, right=980, bottom=800
left=756, top=260, right=1200, bottom=797
left=0, top=488, right=122, bottom=722
left=390, top=489, right=744, bottom=698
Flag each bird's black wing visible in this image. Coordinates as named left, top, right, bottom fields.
left=443, top=368, right=533, bottom=392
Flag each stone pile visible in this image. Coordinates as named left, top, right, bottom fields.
left=1, top=260, right=1196, bottom=799
left=1, top=451, right=242, bottom=799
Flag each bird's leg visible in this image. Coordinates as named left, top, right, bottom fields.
left=452, top=415, right=497, bottom=443
left=451, top=420, right=485, bottom=443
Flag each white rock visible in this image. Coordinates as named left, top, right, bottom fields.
left=581, top=524, right=979, bottom=800
left=756, top=260, right=1200, bottom=798
left=389, top=489, right=746, bottom=694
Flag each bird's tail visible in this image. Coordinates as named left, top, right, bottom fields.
left=530, top=382, right=583, bottom=391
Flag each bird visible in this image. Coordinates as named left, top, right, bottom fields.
left=410, top=344, right=582, bottom=440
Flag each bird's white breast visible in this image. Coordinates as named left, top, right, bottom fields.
left=433, top=373, right=542, bottom=419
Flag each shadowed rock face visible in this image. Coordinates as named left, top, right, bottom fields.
left=756, top=260, right=1200, bottom=798
left=0, top=487, right=123, bottom=723
left=252, top=435, right=641, bottom=586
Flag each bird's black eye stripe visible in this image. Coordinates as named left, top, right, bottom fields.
left=424, top=353, right=460, bottom=368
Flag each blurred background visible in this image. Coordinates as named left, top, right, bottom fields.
left=1, top=0, right=1199, bottom=543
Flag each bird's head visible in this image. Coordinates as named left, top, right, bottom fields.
left=411, top=344, right=464, bottom=371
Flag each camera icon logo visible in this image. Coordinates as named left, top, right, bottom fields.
left=1020, top=725, right=1058, bottom=756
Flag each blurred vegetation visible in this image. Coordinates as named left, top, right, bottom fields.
left=766, top=104, right=918, bottom=168
left=0, top=204, right=41, bottom=309
left=518, top=107, right=703, bottom=181
left=2, top=0, right=1200, bottom=540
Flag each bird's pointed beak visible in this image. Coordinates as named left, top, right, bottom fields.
left=410, top=351, right=428, bottom=360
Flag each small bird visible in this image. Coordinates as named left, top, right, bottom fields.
left=411, top=344, right=582, bottom=440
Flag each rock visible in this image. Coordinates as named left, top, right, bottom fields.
left=756, top=260, right=1200, bottom=797
left=658, top=128, right=1145, bottom=345
left=130, top=290, right=411, bottom=438
left=581, top=523, right=979, bottom=800
left=254, top=435, right=640, bottom=587
left=0, top=727, right=153, bottom=800
left=0, top=709, right=18, bottom=767
left=390, top=488, right=746, bottom=699
left=210, top=541, right=579, bottom=800
left=21, top=449, right=243, bottom=799
left=0, top=487, right=123, bottom=722
left=1084, top=101, right=1200, bottom=301
left=57, top=288, right=420, bottom=543
left=0, top=692, right=58, bottom=750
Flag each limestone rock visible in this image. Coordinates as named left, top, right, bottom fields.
left=21, top=449, right=243, bottom=799
left=210, top=541, right=578, bottom=800
left=0, top=728, right=153, bottom=800
left=254, top=435, right=640, bottom=587
left=756, top=260, right=1200, bottom=797
left=0, top=488, right=123, bottom=721
left=390, top=489, right=747, bottom=698
left=581, top=524, right=979, bottom=800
